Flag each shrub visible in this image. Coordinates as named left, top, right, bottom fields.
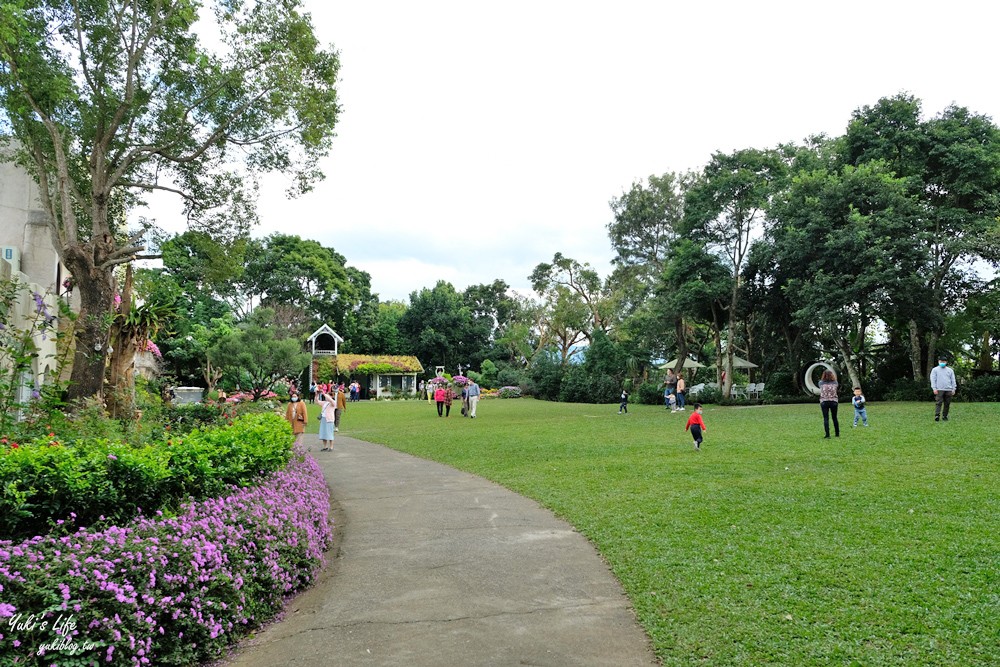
left=636, top=382, right=663, bottom=405
left=0, top=449, right=332, bottom=666
left=558, top=367, right=619, bottom=404
left=498, top=386, right=522, bottom=399
left=883, top=378, right=930, bottom=402
left=957, top=374, right=1000, bottom=402
left=0, top=413, right=292, bottom=541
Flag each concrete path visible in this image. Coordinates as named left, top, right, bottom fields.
left=226, top=434, right=657, bottom=667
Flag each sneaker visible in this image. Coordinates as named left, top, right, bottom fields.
left=935, top=416, right=940, bottom=422
left=942, top=417, right=949, bottom=421
left=334, top=427, right=339, bottom=432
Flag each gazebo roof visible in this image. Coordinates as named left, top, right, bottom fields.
left=307, top=324, right=344, bottom=343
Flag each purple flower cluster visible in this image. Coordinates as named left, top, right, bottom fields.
left=0, top=447, right=331, bottom=666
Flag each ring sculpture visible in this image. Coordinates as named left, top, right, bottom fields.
left=804, top=362, right=837, bottom=396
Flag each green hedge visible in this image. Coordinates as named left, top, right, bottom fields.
left=0, top=413, right=292, bottom=541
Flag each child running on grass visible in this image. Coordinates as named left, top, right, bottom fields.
left=685, top=403, right=707, bottom=450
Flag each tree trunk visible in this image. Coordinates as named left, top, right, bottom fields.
left=106, top=266, right=135, bottom=418
left=925, top=331, right=939, bottom=379
left=908, top=320, right=923, bottom=380
left=835, top=337, right=863, bottom=390
left=674, top=317, right=688, bottom=374
left=63, top=248, right=115, bottom=403
left=977, top=331, right=992, bottom=371
left=723, top=311, right=736, bottom=399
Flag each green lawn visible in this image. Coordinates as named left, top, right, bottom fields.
left=334, top=398, right=1000, bottom=666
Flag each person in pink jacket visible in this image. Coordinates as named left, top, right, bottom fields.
left=434, top=385, right=446, bottom=417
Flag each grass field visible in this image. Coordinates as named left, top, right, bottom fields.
left=315, top=398, right=999, bottom=666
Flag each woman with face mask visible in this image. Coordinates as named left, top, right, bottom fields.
left=285, top=391, right=309, bottom=448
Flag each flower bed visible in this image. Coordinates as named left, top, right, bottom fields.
left=0, top=447, right=332, bottom=666
left=498, top=386, right=522, bottom=398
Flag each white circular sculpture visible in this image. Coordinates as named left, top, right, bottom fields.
left=804, top=362, right=836, bottom=396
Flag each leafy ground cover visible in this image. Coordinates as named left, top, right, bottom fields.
left=0, top=413, right=292, bottom=541
left=342, top=398, right=1000, bottom=666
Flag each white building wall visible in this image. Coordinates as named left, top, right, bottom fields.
left=1, top=156, right=67, bottom=405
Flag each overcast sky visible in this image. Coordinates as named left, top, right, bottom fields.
left=149, top=0, right=1000, bottom=302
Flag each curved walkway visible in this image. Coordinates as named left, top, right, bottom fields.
left=226, top=434, right=657, bottom=667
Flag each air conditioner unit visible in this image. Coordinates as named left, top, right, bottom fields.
left=1, top=246, right=20, bottom=274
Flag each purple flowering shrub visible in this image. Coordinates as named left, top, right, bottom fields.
left=0, top=447, right=332, bottom=666
left=498, top=386, right=522, bottom=398
left=0, top=414, right=292, bottom=541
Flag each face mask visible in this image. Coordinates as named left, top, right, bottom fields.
left=291, top=397, right=299, bottom=402
left=939, top=362, right=947, bottom=368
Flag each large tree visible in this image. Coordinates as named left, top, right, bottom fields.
left=530, top=253, right=612, bottom=339
left=0, top=0, right=340, bottom=400
left=842, top=94, right=1000, bottom=378
left=769, top=162, right=924, bottom=388
left=607, top=172, right=689, bottom=284
left=685, top=148, right=783, bottom=397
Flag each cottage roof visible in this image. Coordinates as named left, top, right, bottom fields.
left=335, top=354, right=424, bottom=374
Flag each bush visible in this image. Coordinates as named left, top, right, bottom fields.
left=636, top=382, right=663, bottom=405
left=0, top=413, right=293, bottom=541
left=557, top=367, right=619, bottom=404
left=883, top=378, right=930, bottom=402
left=957, top=374, right=1000, bottom=402
left=0, top=449, right=332, bottom=666
left=498, top=386, right=522, bottom=399
left=525, top=355, right=564, bottom=401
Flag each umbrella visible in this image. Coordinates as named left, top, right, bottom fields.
left=659, top=357, right=706, bottom=370
left=709, top=355, right=759, bottom=369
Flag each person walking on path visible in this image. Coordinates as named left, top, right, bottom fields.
left=434, top=384, right=447, bottom=417
left=317, top=390, right=337, bottom=451
left=467, top=380, right=481, bottom=418
left=819, top=369, right=840, bottom=438
left=685, top=403, right=707, bottom=450
left=675, top=374, right=686, bottom=411
left=851, top=387, right=869, bottom=427
left=334, top=384, right=347, bottom=432
left=284, top=391, right=308, bottom=448
left=930, top=355, right=958, bottom=422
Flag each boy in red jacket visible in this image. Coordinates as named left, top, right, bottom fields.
left=685, top=403, right=707, bottom=451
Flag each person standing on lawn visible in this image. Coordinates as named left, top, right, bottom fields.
left=664, top=369, right=677, bottom=409
left=851, top=387, right=869, bottom=427
left=467, top=380, right=481, bottom=418
left=930, top=355, right=957, bottom=422
left=284, top=391, right=308, bottom=448
left=819, top=369, right=840, bottom=439
left=675, top=373, right=687, bottom=411
left=618, top=388, right=629, bottom=414
left=685, top=403, right=707, bottom=450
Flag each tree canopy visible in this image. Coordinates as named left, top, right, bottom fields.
left=0, top=0, right=340, bottom=400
